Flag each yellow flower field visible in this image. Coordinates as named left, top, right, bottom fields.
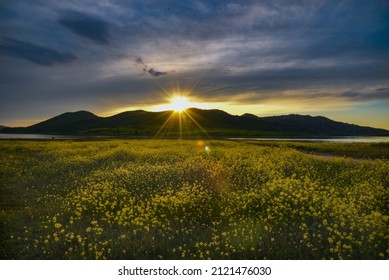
left=0, top=140, right=388, bottom=259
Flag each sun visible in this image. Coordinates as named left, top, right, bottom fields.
left=169, top=96, right=191, bottom=112
left=151, top=91, right=213, bottom=113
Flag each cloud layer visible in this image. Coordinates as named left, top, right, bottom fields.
left=135, top=57, right=167, bottom=77
left=0, top=37, right=77, bottom=66
left=59, top=10, right=110, bottom=45
left=0, top=0, right=388, bottom=128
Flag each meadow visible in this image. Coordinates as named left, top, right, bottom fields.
left=0, top=139, right=388, bottom=260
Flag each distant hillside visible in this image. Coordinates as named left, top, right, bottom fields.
left=0, top=125, right=8, bottom=130
left=2, top=108, right=389, bottom=137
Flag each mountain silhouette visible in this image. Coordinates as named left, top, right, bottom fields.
left=2, top=108, right=389, bottom=137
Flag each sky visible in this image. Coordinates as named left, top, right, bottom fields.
left=0, top=0, right=388, bottom=129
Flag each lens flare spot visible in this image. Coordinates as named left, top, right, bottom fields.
left=196, top=140, right=206, bottom=147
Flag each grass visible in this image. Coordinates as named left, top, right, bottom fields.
left=241, top=141, right=389, bottom=159
left=0, top=139, right=388, bottom=259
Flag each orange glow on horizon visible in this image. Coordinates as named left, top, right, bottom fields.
left=169, top=96, right=190, bottom=112
left=152, top=94, right=212, bottom=113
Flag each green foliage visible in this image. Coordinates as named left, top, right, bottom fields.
left=244, top=141, right=389, bottom=159
left=0, top=140, right=388, bottom=259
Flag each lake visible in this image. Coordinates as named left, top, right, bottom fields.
left=229, top=136, right=389, bottom=143
left=0, top=133, right=111, bottom=140
left=1, top=133, right=389, bottom=143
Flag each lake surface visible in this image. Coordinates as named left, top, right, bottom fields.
left=1, top=133, right=389, bottom=143
left=0, top=133, right=111, bottom=140
left=229, top=136, right=389, bottom=143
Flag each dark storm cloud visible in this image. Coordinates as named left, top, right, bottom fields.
left=0, top=37, right=77, bottom=66
left=135, top=57, right=144, bottom=65
left=147, top=68, right=167, bottom=77
left=134, top=57, right=167, bottom=77
left=58, top=10, right=110, bottom=45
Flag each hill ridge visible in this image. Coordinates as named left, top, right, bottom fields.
left=2, top=108, right=389, bottom=137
